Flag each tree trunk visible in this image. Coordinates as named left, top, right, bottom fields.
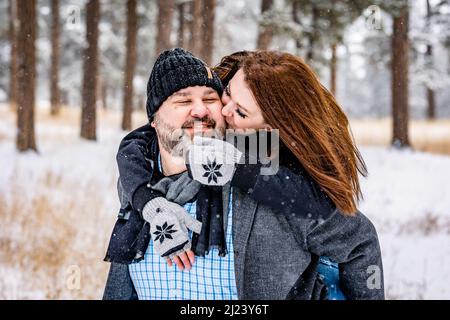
left=96, top=74, right=102, bottom=110
left=122, top=0, right=137, bottom=131
left=16, top=0, right=37, bottom=152
left=185, top=1, right=193, bottom=51
left=201, top=0, right=216, bottom=65
left=9, top=0, right=18, bottom=111
left=330, top=43, right=337, bottom=96
left=425, top=0, right=436, bottom=119
left=306, top=5, right=319, bottom=61
left=391, top=5, right=410, bottom=148
left=177, top=2, right=186, bottom=48
left=138, top=94, right=145, bottom=111
left=189, top=0, right=203, bottom=56
left=155, top=0, right=175, bottom=55
left=50, top=0, right=61, bottom=116
left=426, top=84, right=436, bottom=119
left=102, top=80, right=107, bottom=110
left=448, top=42, right=450, bottom=76
left=61, top=89, right=68, bottom=106
left=80, top=0, right=100, bottom=140
left=291, top=0, right=302, bottom=54
left=256, top=0, right=274, bottom=50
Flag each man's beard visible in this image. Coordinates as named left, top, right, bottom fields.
left=153, top=114, right=225, bottom=157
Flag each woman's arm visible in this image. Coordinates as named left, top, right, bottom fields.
left=231, top=162, right=336, bottom=220
left=186, top=135, right=336, bottom=219
left=116, top=125, right=200, bottom=269
left=121, top=129, right=331, bottom=221
left=116, top=123, right=163, bottom=215
left=299, top=209, right=385, bottom=300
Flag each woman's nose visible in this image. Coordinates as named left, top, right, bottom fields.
left=221, top=102, right=233, bottom=117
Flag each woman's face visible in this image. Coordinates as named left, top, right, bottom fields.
left=221, top=69, right=269, bottom=130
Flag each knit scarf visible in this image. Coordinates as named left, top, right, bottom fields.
left=150, top=171, right=228, bottom=257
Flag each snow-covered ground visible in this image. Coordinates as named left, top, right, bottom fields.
left=358, top=147, right=450, bottom=299
left=0, top=105, right=449, bottom=299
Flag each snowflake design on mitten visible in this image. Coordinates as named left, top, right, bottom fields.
left=153, top=222, right=177, bottom=243
left=202, top=157, right=223, bottom=183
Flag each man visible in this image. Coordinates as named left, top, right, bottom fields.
left=104, top=48, right=239, bottom=299
left=103, top=48, right=384, bottom=300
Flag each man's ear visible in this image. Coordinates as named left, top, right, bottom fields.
left=150, top=121, right=156, bottom=128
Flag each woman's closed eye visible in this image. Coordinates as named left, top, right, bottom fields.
left=225, top=84, right=247, bottom=118
left=235, top=108, right=247, bottom=118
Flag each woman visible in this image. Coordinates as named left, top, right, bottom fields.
left=189, top=50, right=369, bottom=300
left=104, top=49, right=383, bottom=300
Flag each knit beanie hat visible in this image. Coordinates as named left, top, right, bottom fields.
left=146, top=47, right=224, bottom=121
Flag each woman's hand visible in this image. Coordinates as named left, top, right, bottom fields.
left=185, top=136, right=242, bottom=186
left=142, top=197, right=202, bottom=271
left=165, top=249, right=196, bottom=271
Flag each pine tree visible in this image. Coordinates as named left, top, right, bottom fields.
left=425, top=0, right=436, bottom=119
left=16, top=0, right=38, bottom=152
left=189, top=0, right=203, bottom=56
left=155, top=0, right=175, bottom=55
left=50, top=0, right=61, bottom=116
left=201, top=0, right=216, bottom=65
left=391, top=2, right=411, bottom=148
left=177, top=1, right=187, bottom=48
left=80, top=0, right=100, bottom=140
left=256, top=0, right=274, bottom=50
left=9, top=0, right=18, bottom=111
left=122, top=0, right=138, bottom=131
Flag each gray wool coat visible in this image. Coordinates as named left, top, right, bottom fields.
left=103, top=183, right=384, bottom=300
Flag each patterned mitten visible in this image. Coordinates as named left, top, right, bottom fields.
left=185, top=136, right=242, bottom=186
left=142, top=197, right=202, bottom=259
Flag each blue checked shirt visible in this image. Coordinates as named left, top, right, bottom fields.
left=129, top=156, right=238, bottom=300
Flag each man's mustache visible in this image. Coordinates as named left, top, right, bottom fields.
left=181, top=117, right=216, bottom=129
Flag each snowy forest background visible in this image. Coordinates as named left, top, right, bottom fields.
left=0, top=0, right=450, bottom=299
